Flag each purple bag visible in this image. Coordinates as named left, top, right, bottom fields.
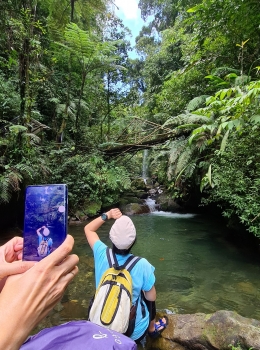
left=20, top=321, right=137, bottom=350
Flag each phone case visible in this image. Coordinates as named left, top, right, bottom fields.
left=22, top=184, right=68, bottom=261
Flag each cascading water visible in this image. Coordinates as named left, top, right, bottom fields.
left=145, top=197, right=157, bottom=212
left=142, top=149, right=149, bottom=185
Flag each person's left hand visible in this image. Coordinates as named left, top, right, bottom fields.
left=107, top=208, right=122, bottom=220
left=0, top=237, right=35, bottom=291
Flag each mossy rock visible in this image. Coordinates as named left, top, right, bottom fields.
left=131, top=178, right=147, bottom=190
left=121, top=203, right=150, bottom=215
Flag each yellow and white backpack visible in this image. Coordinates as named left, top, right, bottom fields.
left=89, top=248, right=141, bottom=335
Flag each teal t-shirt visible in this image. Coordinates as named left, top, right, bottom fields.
left=93, top=240, right=155, bottom=340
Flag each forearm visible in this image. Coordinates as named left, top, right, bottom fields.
left=0, top=297, right=32, bottom=350
left=84, top=215, right=106, bottom=249
left=84, top=215, right=107, bottom=234
left=84, top=209, right=122, bottom=249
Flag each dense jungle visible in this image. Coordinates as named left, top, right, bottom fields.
left=0, top=0, right=260, bottom=244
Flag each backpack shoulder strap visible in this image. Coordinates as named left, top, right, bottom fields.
left=124, top=255, right=142, bottom=272
left=106, top=247, right=118, bottom=268
left=106, top=248, right=142, bottom=272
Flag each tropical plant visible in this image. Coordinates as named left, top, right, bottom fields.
left=48, top=149, right=131, bottom=215
left=0, top=125, right=50, bottom=203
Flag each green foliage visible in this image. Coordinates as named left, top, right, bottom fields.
left=0, top=126, right=50, bottom=203
left=229, top=340, right=253, bottom=350
left=1, top=0, right=260, bottom=239
left=186, top=95, right=210, bottom=112
left=48, top=149, right=131, bottom=215
left=202, top=129, right=260, bottom=237
left=0, top=74, right=20, bottom=120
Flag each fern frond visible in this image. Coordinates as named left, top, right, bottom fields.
left=163, top=113, right=211, bottom=128
left=63, top=23, right=116, bottom=60
left=211, top=67, right=240, bottom=77
left=186, top=95, right=210, bottom=112
left=15, top=164, right=33, bottom=179
left=0, top=171, right=22, bottom=203
left=23, top=132, right=41, bottom=145
left=7, top=171, right=22, bottom=191
left=184, top=161, right=197, bottom=178
left=169, top=138, right=187, bottom=166
left=175, top=143, right=196, bottom=175
left=0, top=176, right=11, bottom=203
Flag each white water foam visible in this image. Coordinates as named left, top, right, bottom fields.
left=151, top=211, right=196, bottom=218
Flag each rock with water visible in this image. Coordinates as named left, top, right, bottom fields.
left=156, top=193, right=183, bottom=212
left=146, top=310, right=260, bottom=350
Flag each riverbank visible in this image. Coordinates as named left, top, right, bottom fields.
left=145, top=310, right=260, bottom=350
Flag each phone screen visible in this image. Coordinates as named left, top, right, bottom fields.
left=22, top=184, right=68, bottom=261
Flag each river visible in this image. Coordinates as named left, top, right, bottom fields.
left=1, top=211, right=260, bottom=338
left=60, top=211, right=260, bottom=322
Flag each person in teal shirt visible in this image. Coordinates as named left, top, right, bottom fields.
left=36, top=226, right=53, bottom=257
left=84, top=208, right=168, bottom=342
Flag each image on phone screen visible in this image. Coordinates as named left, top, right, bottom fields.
left=22, top=184, right=68, bottom=261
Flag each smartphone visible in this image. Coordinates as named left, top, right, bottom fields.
left=22, top=184, right=68, bottom=261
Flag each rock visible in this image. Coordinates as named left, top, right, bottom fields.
left=146, top=310, right=260, bottom=350
left=121, top=203, right=150, bottom=215
left=131, top=178, right=147, bottom=190
left=156, top=193, right=183, bottom=212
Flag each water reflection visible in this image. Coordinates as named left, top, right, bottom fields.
left=61, top=213, right=260, bottom=323
left=1, top=212, right=260, bottom=336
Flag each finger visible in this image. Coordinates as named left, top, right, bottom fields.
left=63, top=265, right=79, bottom=284
left=57, top=254, right=79, bottom=276
left=69, top=265, right=79, bottom=277
left=8, top=237, right=23, bottom=250
left=17, top=251, right=23, bottom=260
left=39, top=235, right=74, bottom=267
left=1, top=237, right=22, bottom=252
left=1, top=237, right=24, bottom=263
left=0, top=261, right=35, bottom=279
left=14, top=240, right=23, bottom=252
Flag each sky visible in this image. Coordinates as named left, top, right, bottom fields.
left=113, top=0, right=151, bottom=58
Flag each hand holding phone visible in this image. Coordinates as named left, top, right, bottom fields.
left=0, top=235, right=78, bottom=349
left=0, top=237, right=35, bottom=291
left=23, top=184, right=68, bottom=261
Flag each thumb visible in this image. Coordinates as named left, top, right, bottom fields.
left=0, top=261, right=35, bottom=279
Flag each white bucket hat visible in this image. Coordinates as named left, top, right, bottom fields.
left=42, top=227, right=50, bottom=236
left=109, top=215, right=136, bottom=250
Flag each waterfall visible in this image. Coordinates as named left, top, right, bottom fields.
left=142, top=149, right=149, bottom=184
left=145, top=197, right=157, bottom=212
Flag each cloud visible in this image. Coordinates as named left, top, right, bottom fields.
left=114, top=0, right=140, bottom=20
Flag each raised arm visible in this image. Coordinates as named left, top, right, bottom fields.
left=36, top=226, right=43, bottom=237
left=84, top=208, right=122, bottom=249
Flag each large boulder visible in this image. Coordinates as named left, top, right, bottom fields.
left=156, top=193, right=183, bottom=212
left=146, top=310, right=260, bottom=350
left=121, top=203, right=150, bottom=215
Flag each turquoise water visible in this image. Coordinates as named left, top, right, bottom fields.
left=1, top=211, right=260, bottom=329
left=62, top=211, right=260, bottom=322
